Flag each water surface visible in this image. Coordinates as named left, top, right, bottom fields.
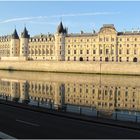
left=0, top=70, right=140, bottom=123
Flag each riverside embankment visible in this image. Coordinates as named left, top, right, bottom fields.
left=0, top=61, right=140, bottom=75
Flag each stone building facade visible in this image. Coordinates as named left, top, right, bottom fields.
left=0, top=22, right=140, bottom=62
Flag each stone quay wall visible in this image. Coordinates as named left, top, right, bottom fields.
left=0, top=61, right=140, bottom=75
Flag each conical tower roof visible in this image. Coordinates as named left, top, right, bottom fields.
left=57, top=21, right=64, bottom=34
left=11, top=29, right=19, bottom=39
left=63, top=27, right=67, bottom=34
left=21, top=27, right=30, bottom=38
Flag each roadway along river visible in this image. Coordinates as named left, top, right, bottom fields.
left=0, top=104, right=140, bottom=138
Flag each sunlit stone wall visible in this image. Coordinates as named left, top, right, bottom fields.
left=0, top=61, right=140, bottom=75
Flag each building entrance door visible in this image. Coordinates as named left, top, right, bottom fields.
left=105, top=57, right=109, bottom=62
left=79, top=57, right=83, bottom=61
left=133, top=57, right=137, bottom=62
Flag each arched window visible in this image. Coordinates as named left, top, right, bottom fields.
left=46, top=49, right=49, bottom=55
left=31, top=49, right=34, bottom=54
left=105, top=57, right=109, bottom=62
left=39, top=49, right=41, bottom=55
left=133, top=57, right=138, bottom=62
left=35, top=50, right=38, bottom=55
left=79, top=57, right=83, bottom=61
left=50, top=49, right=53, bottom=55
left=42, top=49, right=45, bottom=55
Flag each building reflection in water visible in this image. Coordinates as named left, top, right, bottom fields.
left=0, top=71, right=140, bottom=118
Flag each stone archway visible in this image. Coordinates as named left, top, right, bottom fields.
left=133, top=57, right=138, bottom=62
left=105, top=57, right=109, bottom=62
left=79, top=57, right=83, bottom=61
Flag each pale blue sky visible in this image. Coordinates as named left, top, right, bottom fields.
left=0, top=1, right=140, bottom=36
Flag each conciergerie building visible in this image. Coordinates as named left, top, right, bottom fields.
left=0, top=21, right=140, bottom=62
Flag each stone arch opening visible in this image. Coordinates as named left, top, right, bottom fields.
left=133, top=57, right=138, bottom=62
left=35, top=50, right=38, bottom=55
left=105, top=57, right=109, bottom=62
left=79, top=57, right=83, bottom=61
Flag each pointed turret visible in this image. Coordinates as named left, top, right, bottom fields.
left=10, top=28, right=20, bottom=56
left=21, top=27, right=30, bottom=38
left=11, top=29, right=19, bottom=39
left=20, top=26, right=29, bottom=57
left=57, top=21, right=64, bottom=34
left=63, top=27, right=68, bottom=34
left=55, top=21, right=66, bottom=61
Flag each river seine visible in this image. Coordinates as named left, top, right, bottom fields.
left=0, top=70, right=140, bottom=123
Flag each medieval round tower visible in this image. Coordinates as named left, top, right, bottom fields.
left=20, top=27, right=30, bottom=58
left=54, top=22, right=67, bottom=61
left=10, top=29, right=20, bottom=57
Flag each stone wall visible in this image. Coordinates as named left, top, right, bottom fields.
left=1, top=56, right=27, bottom=61
left=0, top=61, right=140, bottom=75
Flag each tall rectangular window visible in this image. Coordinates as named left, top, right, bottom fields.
left=119, top=57, right=122, bottom=62
left=100, top=49, right=102, bottom=54
left=119, top=49, right=122, bottom=54
left=112, top=57, right=114, bottom=61
left=127, top=49, right=129, bottom=54
left=111, top=38, right=114, bottom=41
left=125, top=91, right=128, bottom=96
left=111, top=50, right=114, bottom=54
left=134, top=50, right=137, bottom=54
left=106, top=49, right=109, bottom=54
left=99, top=38, right=102, bottom=41
left=100, top=57, right=102, bottom=61
left=106, top=38, right=109, bottom=41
